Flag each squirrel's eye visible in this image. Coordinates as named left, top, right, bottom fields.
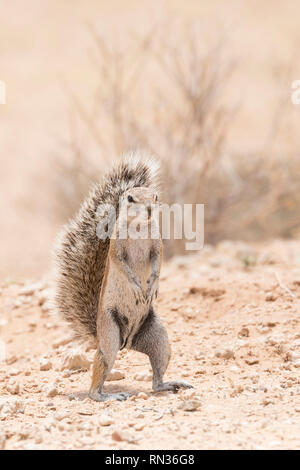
left=128, top=195, right=134, bottom=203
left=155, top=195, right=158, bottom=202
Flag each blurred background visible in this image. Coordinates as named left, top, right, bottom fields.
left=1, top=0, right=300, bottom=278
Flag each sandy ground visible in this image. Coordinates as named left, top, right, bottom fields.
left=0, top=239, right=299, bottom=450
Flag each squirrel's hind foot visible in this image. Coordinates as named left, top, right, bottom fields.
left=89, top=391, right=130, bottom=402
left=153, top=381, right=193, bottom=394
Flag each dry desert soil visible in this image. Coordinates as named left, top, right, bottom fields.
left=0, top=240, right=299, bottom=450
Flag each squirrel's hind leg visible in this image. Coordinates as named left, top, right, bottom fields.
left=89, top=349, right=129, bottom=402
left=89, top=317, right=130, bottom=402
left=132, top=308, right=193, bottom=393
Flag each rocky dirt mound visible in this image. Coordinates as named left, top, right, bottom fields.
left=0, top=240, right=299, bottom=449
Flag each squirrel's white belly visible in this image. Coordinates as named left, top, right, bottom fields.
left=103, top=258, right=152, bottom=349
left=126, top=238, right=152, bottom=290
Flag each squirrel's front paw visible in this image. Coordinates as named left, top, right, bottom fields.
left=132, top=283, right=145, bottom=304
left=146, top=276, right=159, bottom=304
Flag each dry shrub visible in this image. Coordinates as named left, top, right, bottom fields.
left=52, top=20, right=300, bottom=255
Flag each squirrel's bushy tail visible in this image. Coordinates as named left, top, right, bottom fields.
left=52, top=152, right=160, bottom=339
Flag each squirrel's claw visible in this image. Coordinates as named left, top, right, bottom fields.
left=132, top=283, right=145, bottom=304
left=146, top=278, right=159, bottom=304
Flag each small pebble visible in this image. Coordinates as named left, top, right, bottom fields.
left=61, top=349, right=90, bottom=371
left=40, top=358, right=52, bottom=371
left=106, top=369, right=125, bottom=381
left=45, top=384, right=58, bottom=398
left=99, top=414, right=114, bottom=426
left=179, top=399, right=201, bottom=412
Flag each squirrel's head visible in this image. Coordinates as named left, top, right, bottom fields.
left=119, top=187, right=159, bottom=229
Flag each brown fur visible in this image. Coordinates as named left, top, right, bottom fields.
left=52, top=152, right=160, bottom=339
left=53, top=153, right=192, bottom=401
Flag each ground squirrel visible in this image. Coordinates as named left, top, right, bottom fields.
left=53, top=153, right=192, bottom=401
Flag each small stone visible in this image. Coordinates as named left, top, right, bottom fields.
left=13, top=299, right=23, bottom=308
left=99, top=414, right=114, bottom=426
left=0, top=397, right=24, bottom=417
left=9, top=368, right=21, bottom=376
left=37, top=289, right=51, bottom=306
left=238, top=328, right=249, bottom=338
left=18, top=428, right=30, bottom=440
left=181, top=389, right=196, bottom=399
left=54, top=411, right=68, bottom=421
left=41, top=302, right=51, bottom=313
left=245, top=358, right=259, bottom=365
left=44, top=418, right=56, bottom=432
left=40, top=358, right=52, bottom=371
left=137, top=392, right=149, bottom=400
left=134, top=371, right=152, bottom=382
left=179, top=399, right=201, bottom=411
left=262, top=399, right=273, bottom=406
left=106, top=369, right=125, bottom=381
left=265, top=292, right=276, bottom=302
left=6, top=381, right=20, bottom=395
left=111, top=429, right=137, bottom=444
left=134, top=423, right=145, bottom=431
left=111, top=430, right=123, bottom=442
left=267, top=335, right=285, bottom=346
left=62, top=370, right=72, bottom=378
left=35, top=434, right=43, bottom=444
left=45, top=384, right=58, bottom=398
left=286, top=352, right=300, bottom=363
left=215, top=348, right=235, bottom=360
left=78, top=436, right=95, bottom=446
left=61, top=349, right=90, bottom=371
left=6, top=355, right=17, bottom=365
left=77, top=422, right=93, bottom=432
